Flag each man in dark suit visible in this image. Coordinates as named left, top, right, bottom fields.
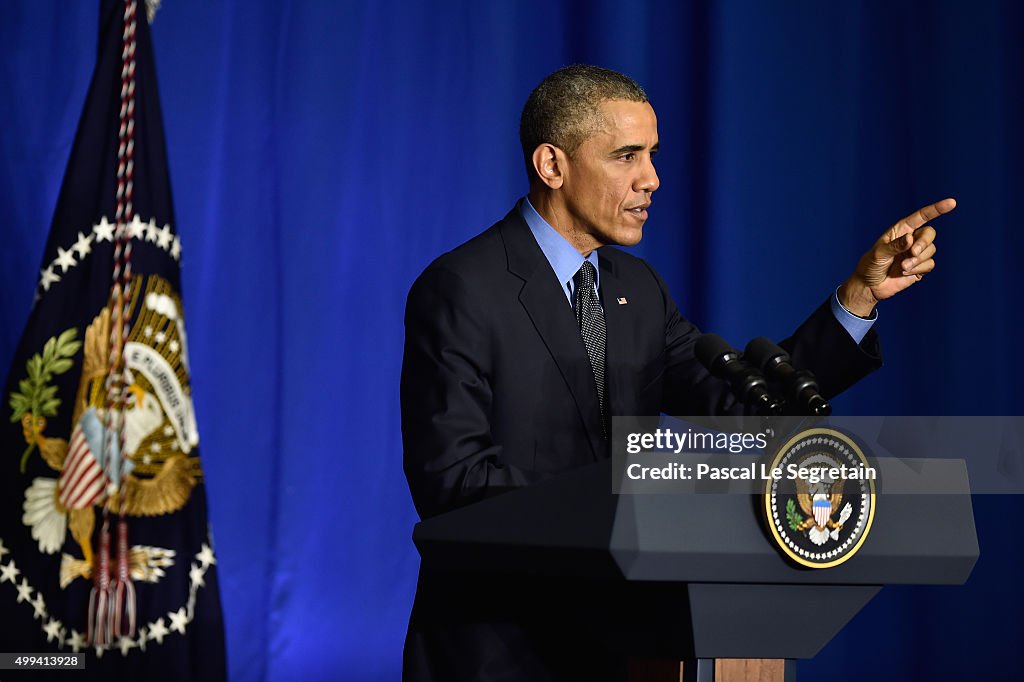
left=401, top=65, right=953, bottom=681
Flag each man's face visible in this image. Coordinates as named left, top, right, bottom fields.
left=559, top=99, right=660, bottom=250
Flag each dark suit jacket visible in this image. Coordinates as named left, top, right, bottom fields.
left=401, top=205, right=881, bottom=681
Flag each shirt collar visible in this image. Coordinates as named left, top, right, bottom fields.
left=520, top=196, right=599, bottom=300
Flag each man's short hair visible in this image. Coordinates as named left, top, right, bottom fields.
left=519, top=64, right=648, bottom=178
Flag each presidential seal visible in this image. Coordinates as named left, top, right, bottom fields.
left=764, top=427, right=875, bottom=568
left=5, top=268, right=215, bottom=651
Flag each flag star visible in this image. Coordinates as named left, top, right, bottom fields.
left=145, top=218, right=160, bottom=243
left=16, top=577, right=33, bottom=603
left=188, top=562, right=205, bottom=588
left=43, top=618, right=63, bottom=643
left=170, top=235, right=181, bottom=261
left=196, top=543, right=216, bottom=569
left=31, top=592, right=46, bottom=619
left=0, top=538, right=8, bottom=559
left=137, top=626, right=148, bottom=652
left=72, top=231, right=94, bottom=257
left=117, top=635, right=136, bottom=656
left=148, top=617, right=169, bottom=644
left=129, top=218, right=147, bottom=241
left=54, top=246, right=77, bottom=273
left=68, top=630, right=86, bottom=653
left=39, top=266, right=61, bottom=292
left=169, top=607, right=189, bottom=634
left=94, top=216, right=115, bottom=242
left=157, top=224, right=174, bottom=250
left=127, top=215, right=146, bottom=240
left=0, top=560, right=20, bottom=583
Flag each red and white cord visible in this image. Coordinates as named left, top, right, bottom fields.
left=91, top=0, right=138, bottom=647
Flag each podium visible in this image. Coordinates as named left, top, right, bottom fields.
left=413, top=458, right=978, bottom=681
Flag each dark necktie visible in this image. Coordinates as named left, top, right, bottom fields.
left=573, top=261, right=607, bottom=433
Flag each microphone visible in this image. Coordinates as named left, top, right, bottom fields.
left=744, top=337, right=831, bottom=416
left=694, top=334, right=781, bottom=415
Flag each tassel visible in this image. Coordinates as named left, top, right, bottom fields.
left=87, top=520, right=112, bottom=646
left=111, top=518, right=137, bottom=637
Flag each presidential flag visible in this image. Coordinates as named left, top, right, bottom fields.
left=0, top=2, right=226, bottom=679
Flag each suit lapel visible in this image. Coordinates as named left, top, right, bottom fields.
left=500, top=210, right=605, bottom=460
left=598, top=244, right=651, bottom=425
left=598, top=250, right=634, bottom=418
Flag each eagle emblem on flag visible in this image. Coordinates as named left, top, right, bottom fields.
left=13, top=274, right=200, bottom=591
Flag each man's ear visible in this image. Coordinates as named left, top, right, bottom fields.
left=531, top=143, right=565, bottom=189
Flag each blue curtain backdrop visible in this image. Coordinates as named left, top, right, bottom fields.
left=2, top=1, right=1021, bottom=679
